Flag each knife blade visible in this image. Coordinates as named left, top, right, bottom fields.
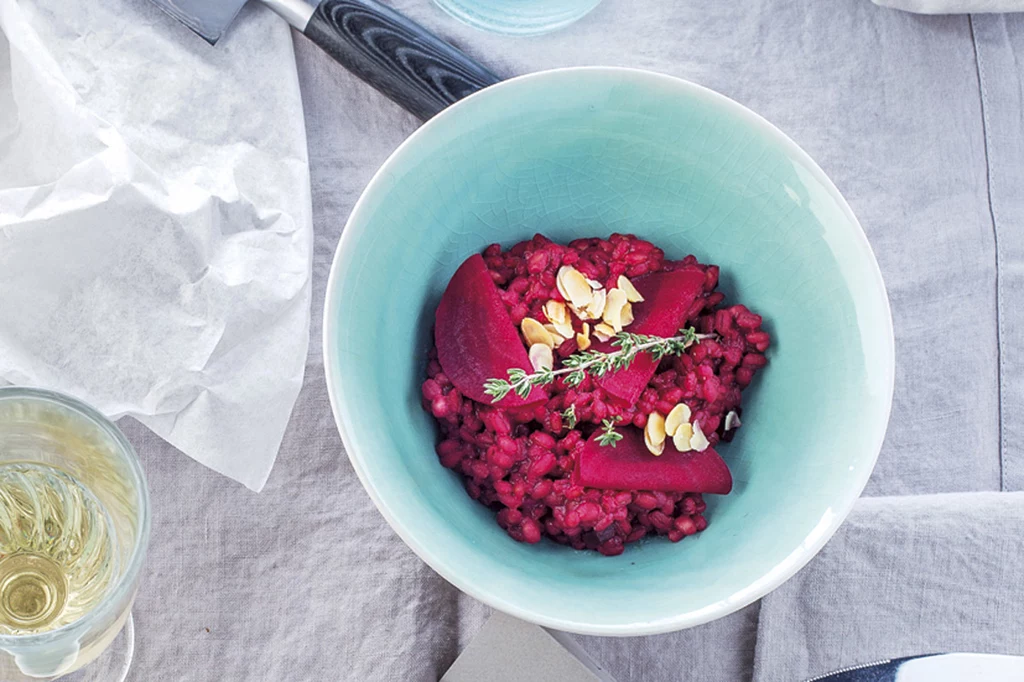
left=147, top=0, right=500, bottom=120
left=149, top=0, right=248, bottom=44
left=807, top=653, right=1024, bottom=681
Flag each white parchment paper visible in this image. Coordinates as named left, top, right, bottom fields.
left=0, top=0, right=313, bottom=491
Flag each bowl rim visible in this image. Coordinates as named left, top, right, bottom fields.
left=323, top=66, right=895, bottom=636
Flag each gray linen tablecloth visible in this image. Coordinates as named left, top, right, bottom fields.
left=754, top=493, right=1024, bottom=681
left=117, top=2, right=1024, bottom=680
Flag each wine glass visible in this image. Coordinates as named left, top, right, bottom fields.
left=433, top=0, right=604, bottom=35
left=0, top=388, right=150, bottom=681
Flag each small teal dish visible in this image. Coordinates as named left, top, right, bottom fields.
left=433, top=0, right=603, bottom=36
left=324, top=68, right=894, bottom=635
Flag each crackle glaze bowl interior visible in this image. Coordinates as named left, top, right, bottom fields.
left=324, top=67, right=894, bottom=635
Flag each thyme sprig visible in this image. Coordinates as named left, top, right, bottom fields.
left=561, top=404, right=578, bottom=430
left=483, top=327, right=714, bottom=404
left=596, top=417, right=624, bottom=447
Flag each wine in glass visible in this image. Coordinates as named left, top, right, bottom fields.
left=0, top=388, right=150, bottom=681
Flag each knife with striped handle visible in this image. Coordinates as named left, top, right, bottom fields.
left=149, top=0, right=500, bottom=120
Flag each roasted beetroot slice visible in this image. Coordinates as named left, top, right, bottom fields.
left=574, top=428, right=732, bottom=494
left=435, top=254, right=545, bottom=407
left=596, top=267, right=706, bottom=404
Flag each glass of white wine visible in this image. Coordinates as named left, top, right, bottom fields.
left=0, top=388, right=150, bottom=681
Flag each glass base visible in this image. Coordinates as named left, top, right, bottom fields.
left=58, top=613, right=134, bottom=682
left=433, top=0, right=603, bottom=36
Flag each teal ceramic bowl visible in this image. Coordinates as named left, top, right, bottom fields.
left=324, top=68, right=894, bottom=635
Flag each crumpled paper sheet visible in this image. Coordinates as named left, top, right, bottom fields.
left=0, top=0, right=313, bottom=491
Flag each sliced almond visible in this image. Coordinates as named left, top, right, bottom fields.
left=576, top=323, right=592, bottom=351
left=644, top=412, right=667, bottom=456
left=621, top=302, right=634, bottom=328
left=543, top=300, right=569, bottom=326
left=557, top=266, right=594, bottom=310
left=602, top=288, right=629, bottom=332
left=664, top=403, right=693, bottom=437
left=521, top=317, right=554, bottom=348
left=554, top=320, right=575, bottom=340
left=586, top=277, right=604, bottom=290
left=724, top=411, right=742, bottom=431
left=593, top=323, right=616, bottom=343
left=542, top=300, right=575, bottom=339
left=617, top=275, right=645, bottom=303
left=689, top=421, right=710, bottom=452
left=583, top=287, right=607, bottom=320
left=542, top=324, right=567, bottom=348
left=673, top=423, right=694, bottom=452
left=555, top=270, right=570, bottom=301
left=529, top=343, right=554, bottom=372
left=544, top=323, right=569, bottom=339
left=645, top=434, right=665, bottom=457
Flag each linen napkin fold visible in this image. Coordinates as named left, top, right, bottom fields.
left=873, top=0, right=1024, bottom=12
left=0, top=0, right=313, bottom=491
left=753, top=492, right=1024, bottom=682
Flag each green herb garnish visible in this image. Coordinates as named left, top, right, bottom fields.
left=483, top=327, right=713, bottom=404
left=562, top=404, right=578, bottom=430
left=596, top=418, right=624, bottom=447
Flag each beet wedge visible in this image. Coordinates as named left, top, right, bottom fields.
left=435, top=254, right=546, bottom=407
left=574, top=428, right=732, bottom=494
left=595, top=267, right=706, bottom=405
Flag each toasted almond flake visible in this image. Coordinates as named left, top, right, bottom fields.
left=664, top=403, right=693, bottom=437
left=673, top=423, right=694, bottom=452
left=645, top=433, right=665, bottom=456
left=644, top=412, right=667, bottom=456
left=521, top=317, right=555, bottom=348
left=543, top=300, right=570, bottom=326
left=593, top=323, right=616, bottom=342
left=724, top=411, right=742, bottom=431
left=529, top=343, right=554, bottom=372
left=584, top=287, right=607, bottom=320
left=646, top=412, right=667, bottom=443
left=575, top=323, right=592, bottom=351
left=565, top=304, right=586, bottom=321
left=689, top=421, right=710, bottom=452
left=556, top=272, right=570, bottom=301
left=542, top=324, right=567, bottom=348
left=617, top=275, right=645, bottom=303
left=557, top=266, right=594, bottom=310
left=602, top=288, right=629, bottom=332
left=621, top=302, right=634, bottom=328
left=542, top=300, right=575, bottom=338
left=568, top=302, right=595, bottom=322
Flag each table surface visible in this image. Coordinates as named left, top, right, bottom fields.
left=119, top=2, right=1024, bottom=680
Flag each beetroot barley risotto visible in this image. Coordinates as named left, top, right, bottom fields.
left=420, top=234, right=770, bottom=556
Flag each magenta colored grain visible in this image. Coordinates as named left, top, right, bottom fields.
left=421, top=235, right=769, bottom=553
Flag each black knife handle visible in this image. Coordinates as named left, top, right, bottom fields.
left=304, top=0, right=501, bottom=120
